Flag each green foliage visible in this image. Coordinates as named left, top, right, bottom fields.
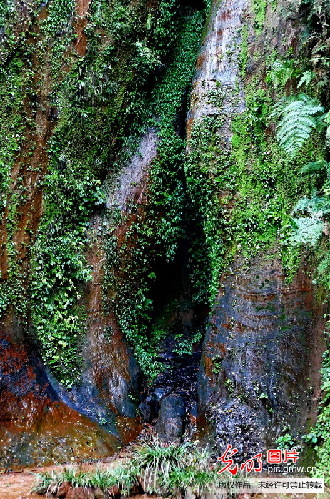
left=0, top=0, right=19, bottom=31
left=251, top=0, right=267, bottom=32
left=239, top=24, right=249, bottom=78
left=31, top=232, right=91, bottom=385
left=33, top=439, right=215, bottom=496
left=185, top=113, right=226, bottom=301
left=266, top=59, right=298, bottom=89
left=0, top=56, right=30, bottom=203
left=276, top=433, right=295, bottom=450
left=303, top=431, right=318, bottom=444
left=271, top=93, right=325, bottom=157
left=186, top=78, right=314, bottom=301
left=298, top=70, right=316, bottom=89
left=309, top=326, right=330, bottom=482
left=39, top=0, right=75, bottom=75
left=33, top=464, right=138, bottom=496
left=290, top=215, right=324, bottom=246
left=300, top=159, right=329, bottom=174
left=41, top=0, right=74, bottom=36
left=107, top=9, right=206, bottom=379
left=15, top=0, right=206, bottom=384
left=0, top=47, right=36, bottom=318
left=290, top=192, right=330, bottom=246
left=301, top=0, right=330, bottom=26
left=30, top=88, right=109, bottom=383
left=212, top=356, right=223, bottom=374
left=172, top=331, right=203, bottom=355
left=132, top=438, right=211, bottom=495
left=268, top=19, right=330, bottom=479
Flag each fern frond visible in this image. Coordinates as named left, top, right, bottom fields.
left=271, top=94, right=325, bottom=157
left=292, top=192, right=330, bottom=216
left=324, top=112, right=330, bottom=148
left=300, top=160, right=329, bottom=174
left=297, top=70, right=316, bottom=89
left=326, top=126, right=330, bottom=149
left=290, top=216, right=324, bottom=246
left=290, top=191, right=330, bottom=246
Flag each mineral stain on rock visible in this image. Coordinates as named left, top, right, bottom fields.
left=198, top=256, right=325, bottom=457
left=0, top=0, right=328, bottom=473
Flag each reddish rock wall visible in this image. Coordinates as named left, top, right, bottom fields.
left=198, top=255, right=325, bottom=455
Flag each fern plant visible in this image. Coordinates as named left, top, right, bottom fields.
left=266, top=59, right=298, bottom=88
left=270, top=93, right=326, bottom=157
left=300, top=159, right=329, bottom=174
left=290, top=191, right=330, bottom=246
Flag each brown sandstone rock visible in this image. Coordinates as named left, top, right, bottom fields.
left=106, top=484, right=121, bottom=498
left=57, top=481, right=72, bottom=498
left=93, top=487, right=105, bottom=499
left=65, top=487, right=95, bottom=499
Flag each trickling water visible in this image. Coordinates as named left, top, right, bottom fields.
left=0, top=0, right=326, bottom=472
left=106, top=129, right=159, bottom=211
left=188, top=0, right=247, bottom=127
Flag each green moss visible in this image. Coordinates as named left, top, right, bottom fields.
left=0, top=56, right=30, bottom=203
left=251, top=0, right=267, bottom=33
left=106, top=9, right=206, bottom=380
left=0, top=47, right=35, bottom=319
left=239, top=24, right=249, bottom=78
left=2, top=0, right=327, bottom=400
left=6, top=0, right=204, bottom=384
left=185, top=113, right=227, bottom=301
left=0, top=0, right=203, bottom=385
left=185, top=10, right=328, bottom=306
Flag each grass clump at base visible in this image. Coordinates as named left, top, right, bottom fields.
left=32, top=439, right=220, bottom=497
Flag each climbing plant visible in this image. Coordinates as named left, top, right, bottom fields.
left=106, top=9, right=206, bottom=380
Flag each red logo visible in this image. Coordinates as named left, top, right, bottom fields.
left=217, top=446, right=300, bottom=475
left=267, top=449, right=282, bottom=464
left=217, top=445, right=239, bottom=476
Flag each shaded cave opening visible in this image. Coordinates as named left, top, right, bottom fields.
left=139, top=219, right=210, bottom=440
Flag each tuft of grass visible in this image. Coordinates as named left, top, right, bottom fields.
left=125, top=438, right=214, bottom=495
left=32, top=439, right=219, bottom=497
left=32, top=464, right=139, bottom=497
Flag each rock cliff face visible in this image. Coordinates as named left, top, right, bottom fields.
left=0, top=333, right=121, bottom=467
left=0, top=0, right=144, bottom=464
left=0, top=0, right=328, bottom=468
left=0, top=0, right=206, bottom=465
left=188, top=0, right=327, bottom=456
left=198, top=257, right=325, bottom=456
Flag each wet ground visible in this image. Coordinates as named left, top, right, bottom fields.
left=0, top=468, right=40, bottom=499
left=0, top=465, right=162, bottom=499
left=0, top=456, right=128, bottom=499
left=0, top=459, right=328, bottom=499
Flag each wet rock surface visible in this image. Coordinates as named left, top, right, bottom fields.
left=184, top=0, right=325, bottom=460
left=64, top=488, right=94, bottom=499
left=198, top=256, right=325, bottom=456
left=187, top=0, right=247, bottom=137
left=0, top=0, right=326, bottom=474
left=0, top=330, right=121, bottom=468
left=155, top=394, right=186, bottom=442
left=139, top=347, right=201, bottom=441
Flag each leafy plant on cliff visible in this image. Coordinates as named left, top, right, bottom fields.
left=271, top=93, right=326, bottom=157
left=306, top=325, right=330, bottom=482
left=269, top=82, right=330, bottom=485
left=24, top=0, right=207, bottom=385
left=290, top=192, right=330, bottom=246
left=106, top=8, right=206, bottom=379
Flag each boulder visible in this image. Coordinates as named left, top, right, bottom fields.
left=57, top=482, right=72, bottom=498
left=155, top=394, right=185, bottom=442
